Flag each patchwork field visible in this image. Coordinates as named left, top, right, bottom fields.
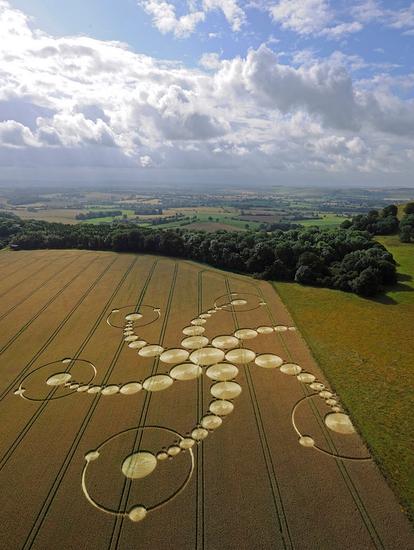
left=0, top=249, right=412, bottom=549
left=275, top=236, right=414, bottom=523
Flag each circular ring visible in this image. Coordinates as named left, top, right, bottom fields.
left=291, top=395, right=371, bottom=461
left=107, top=305, right=161, bottom=329
left=82, top=425, right=195, bottom=519
left=15, top=358, right=97, bottom=402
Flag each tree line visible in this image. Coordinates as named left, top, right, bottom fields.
left=341, top=203, right=414, bottom=242
left=0, top=210, right=398, bottom=297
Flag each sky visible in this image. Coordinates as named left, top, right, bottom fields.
left=1, top=0, right=414, bottom=187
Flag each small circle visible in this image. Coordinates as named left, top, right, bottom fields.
left=191, top=428, right=209, bottom=441
left=326, top=398, right=338, bottom=406
left=159, top=349, right=189, bottom=364
left=191, top=318, right=207, bottom=326
left=167, top=445, right=181, bottom=457
left=181, top=336, right=209, bottom=350
left=77, top=385, right=90, bottom=392
left=309, top=382, right=325, bottom=391
left=201, top=415, right=223, bottom=430
left=319, top=390, right=333, bottom=399
left=125, top=313, right=143, bottom=322
left=120, top=382, right=142, bottom=395
left=274, top=325, right=288, bottom=332
left=299, top=436, right=315, bottom=448
left=122, top=452, right=157, bottom=479
left=230, top=299, right=247, bottom=306
left=128, top=340, right=147, bottom=349
left=46, top=373, right=72, bottom=386
left=170, top=363, right=202, bottom=381
left=87, top=385, right=101, bottom=394
left=199, top=313, right=211, bottom=319
left=257, top=326, right=274, bottom=334
left=211, top=335, right=239, bottom=350
left=143, top=375, right=173, bottom=392
left=128, top=506, right=147, bottom=522
left=288, top=327, right=297, bottom=332
left=234, top=329, right=257, bottom=340
left=189, top=347, right=225, bottom=366
left=255, top=354, right=283, bottom=369
left=209, top=400, right=234, bottom=416
left=156, top=451, right=169, bottom=461
left=210, top=381, right=242, bottom=400
left=206, top=363, right=239, bottom=381
left=280, top=363, right=302, bottom=376
left=139, top=345, right=164, bottom=358
left=85, top=451, right=100, bottom=462
left=182, top=326, right=205, bottom=336
left=225, top=349, right=256, bottom=364
left=124, top=335, right=138, bottom=343
left=325, top=413, right=355, bottom=435
left=297, top=373, right=316, bottom=384
left=180, top=438, right=195, bottom=450
left=101, top=385, right=119, bottom=396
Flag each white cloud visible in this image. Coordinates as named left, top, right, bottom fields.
left=139, top=0, right=245, bottom=37
left=320, top=21, right=363, bottom=39
left=139, top=1, right=205, bottom=38
left=199, top=52, right=222, bottom=69
left=202, top=0, right=246, bottom=31
left=269, top=0, right=364, bottom=40
left=269, top=0, right=331, bottom=35
left=0, top=0, right=414, bottom=185
left=352, top=1, right=414, bottom=35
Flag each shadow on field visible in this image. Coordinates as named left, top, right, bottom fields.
left=371, top=273, right=414, bottom=305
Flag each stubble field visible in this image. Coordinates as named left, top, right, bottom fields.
left=0, top=249, right=412, bottom=549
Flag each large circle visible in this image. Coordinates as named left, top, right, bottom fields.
left=255, top=354, right=283, bottom=369
left=325, top=413, right=356, bottom=435
left=210, top=381, right=242, bottom=400
left=139, top=345, right=164, bottom=358
left=225, top=349, right=256, bottom=364
left=206, top=363, right=239, bottom=381
left=159, top=349, right=189, bottom=364
left=182, top=326, right=205, bottom=336
left=181, top=336, right=209, bottom=350
left=170, top=363, right=202, bottom=381
left=143, top=375, right=173, bottom=392
left=121, top=452, right=157, bottom=479
left=211, top=335, right=239, bottom=350
left=234, top=328, right=257, bottom=340
left=189, top=347, right=225, bottom=366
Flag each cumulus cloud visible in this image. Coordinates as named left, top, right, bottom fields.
left=269, top=0, right=364, bottom=39
left=139, top=0, right=245, bottom=37
left=0, top=0, right=414, bottom=185
left=139, top=1, right=205, bottom=38
left=269, top=0, right=332, bottom=35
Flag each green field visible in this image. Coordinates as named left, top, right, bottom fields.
left=299, top=213, right=350, bottom=228
left=274, top=235, right=414, bottom=521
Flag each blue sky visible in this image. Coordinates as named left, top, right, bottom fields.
left=11, top=0, right=414, bottom=72
left=1, top=0, right=414, bottom=186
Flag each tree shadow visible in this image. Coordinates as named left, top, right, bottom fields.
left=370, top=273, right=413, bottom=305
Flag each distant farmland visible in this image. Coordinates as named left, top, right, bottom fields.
left=0, top=249, right=412, bottom=549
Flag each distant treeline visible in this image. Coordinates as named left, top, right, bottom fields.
left=341, top=203, right=414, bottom=242
left=0, top=211, right=398, bottom=297
left=76, top=210, right=123, bottom=220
